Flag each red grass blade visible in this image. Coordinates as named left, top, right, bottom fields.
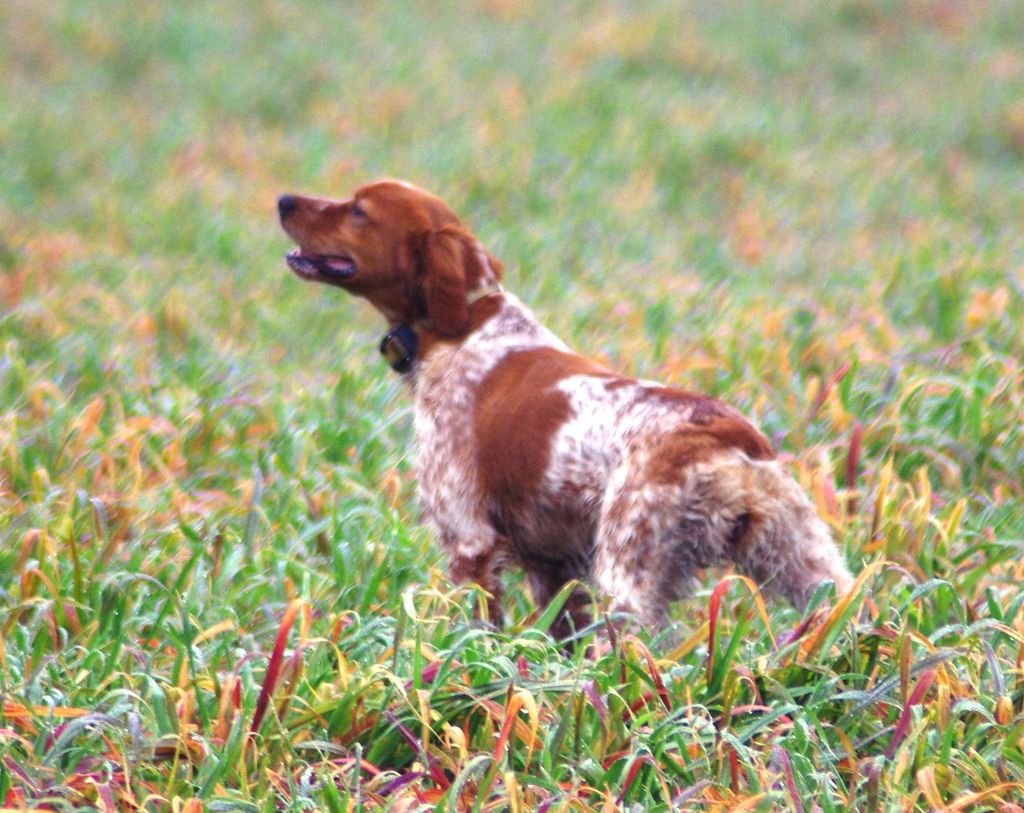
left=707, top=578, right=731, bottom=690
left=582, top=680, right=608, bottom=726
left=517, top=655, right=529, bottom=679
left=249, top=599, right=302, bottom=737
left=385, top=710, right=450, bottom=789
left=809, top=362, right=852, bottom=420
left=845, top=419, right=863, bottom=515
left=772, top=746, right=805, bottom=813
left=728, top=747, right=740, bottom=793
left=635, top=639, right=672, bottom=712
left=615, top=754, right=653, bottom=804
left=885, top=668, right=935, bottom=759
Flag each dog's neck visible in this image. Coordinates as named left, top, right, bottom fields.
left=379, top=283, right=505, bottom=375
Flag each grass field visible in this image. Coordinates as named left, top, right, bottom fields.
left=2, top=0, right=1023, bottom=810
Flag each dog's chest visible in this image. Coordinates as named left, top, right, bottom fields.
left=409, top=296, right=566, bottom=527
left=411, top=343, right=482, bottom=524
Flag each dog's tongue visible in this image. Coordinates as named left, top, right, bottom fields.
left=324, top=257, right=352, bottom=274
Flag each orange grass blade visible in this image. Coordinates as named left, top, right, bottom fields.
left=2, top=702, right=89, bottom=719
left=193, top=619, right=235, bottom=645
left=626, top=636, right=672, bottom=712
left=799, top=560, right=884, bottom=661
left=492, top=690, right=524, bottom=762
left=948, top=783, right=1024, bottom=811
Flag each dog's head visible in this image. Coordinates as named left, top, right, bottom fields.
left=278, top=180, right=502, bottom=337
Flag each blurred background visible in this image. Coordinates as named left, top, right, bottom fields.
left=1, top=0, right=1022, bottom=622
left=1, top=1, right=1023, bottom=807
left=4, top=0, right=1023, bottom=364
left=2, top=0, right=1023, bottom=636
left=4, top=0, right=1022, bottom=499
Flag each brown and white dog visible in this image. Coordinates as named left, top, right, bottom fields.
left=278, top=180, right=853, bottom=636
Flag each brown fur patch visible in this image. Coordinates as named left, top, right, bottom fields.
left=645, top=416, right=774, bottom=485
left=417, top=296, right=503, bottom=360
left=473, top=348, right=610, bottom=509
left=643, top=386, right=734, bottom=425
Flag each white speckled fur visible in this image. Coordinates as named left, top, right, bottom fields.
left=412, top=294, right=566, bottom=558
left=410, top=294, right=852, bottom=629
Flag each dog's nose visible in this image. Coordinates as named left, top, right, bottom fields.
left=277, top=194, right=298, bottom=219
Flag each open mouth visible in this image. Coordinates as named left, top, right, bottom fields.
left=285, top=249, right=356, bottom=281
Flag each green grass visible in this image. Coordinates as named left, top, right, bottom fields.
left=1, top=0, right=1023, bottom=810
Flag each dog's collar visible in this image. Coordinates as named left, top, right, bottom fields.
left=379, top=323, right=419, bottom=374
left=379, top=283, right=503, bottom=374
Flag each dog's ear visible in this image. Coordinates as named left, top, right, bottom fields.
left=418, top=225, right=474, bottom=337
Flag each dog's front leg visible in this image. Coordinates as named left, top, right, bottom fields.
left=435, top=522, right=506, bottom=627
left=446, top=547, right=505, bottom=627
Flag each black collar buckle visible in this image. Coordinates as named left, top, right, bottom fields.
left=379, top=323, right=418, bottom=374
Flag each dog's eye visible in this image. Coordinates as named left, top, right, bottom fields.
left=350, top=201, right=368, bottom=220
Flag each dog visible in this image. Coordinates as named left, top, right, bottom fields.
left=278, top=180, right=853, bottom=637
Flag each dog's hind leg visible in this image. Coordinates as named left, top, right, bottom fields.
left=590, top=464, right=701, bottom=630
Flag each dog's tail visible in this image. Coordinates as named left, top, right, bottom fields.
left=698, top=451, right=854, bottom=610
